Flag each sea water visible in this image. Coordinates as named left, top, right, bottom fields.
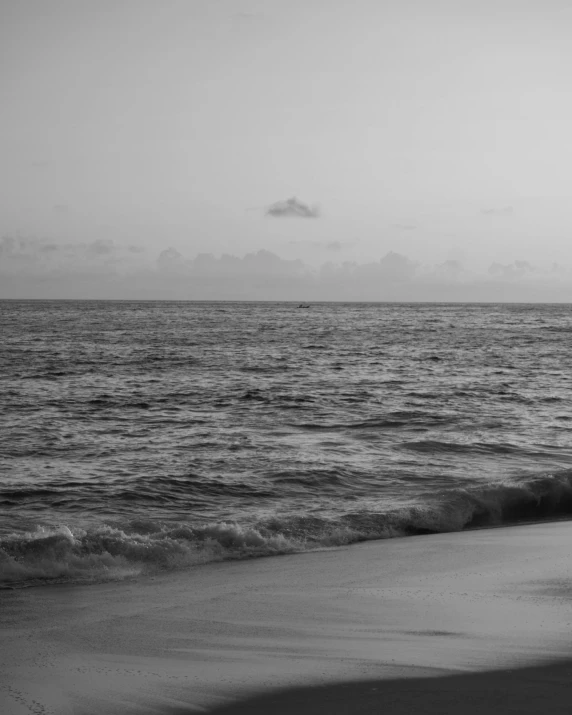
left=1, top=300, right=572, bottom=587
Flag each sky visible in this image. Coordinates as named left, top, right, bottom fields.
left=2, top=0, right=572, bottom=291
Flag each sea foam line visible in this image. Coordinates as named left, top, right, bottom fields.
left=2, top=470, right=572, bottom=588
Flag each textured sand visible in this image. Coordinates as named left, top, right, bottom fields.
left=1, top=521, right=572, bottom=714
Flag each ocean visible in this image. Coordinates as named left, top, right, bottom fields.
left=1, top=300, right=572, bottom=588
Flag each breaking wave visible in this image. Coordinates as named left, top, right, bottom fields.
left=2, top=470, right=572, bottom=589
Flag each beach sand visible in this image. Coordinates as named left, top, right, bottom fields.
left=1, top=520, right=572, bottom=714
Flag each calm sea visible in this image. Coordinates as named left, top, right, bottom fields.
left=1, top=300, right=572, bottom=587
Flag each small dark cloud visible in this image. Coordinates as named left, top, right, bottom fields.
left=392, top=223, right=417, bottom=231
left=53, top=204, right=68, bottom=214
left=128, top=245, right=145, bottom=254
left=266, top=197, right=320, bottom=219
left=481, top=207, right=514, bottom=216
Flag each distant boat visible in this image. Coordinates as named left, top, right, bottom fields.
left=297, top=304, right=311, bottom=309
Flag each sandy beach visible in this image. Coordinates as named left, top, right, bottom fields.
left=1, top=520, right=572, bottom=714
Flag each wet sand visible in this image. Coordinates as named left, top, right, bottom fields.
left=1, top=520, right=572, bottom=714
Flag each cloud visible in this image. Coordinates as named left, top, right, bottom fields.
left=192, top=250, right=304, bottom=276
left=88, top=239, right=114, bottom=255
left=0, top=235, right=149, bottom=277
left=481, top=207, right=514, bottom=217
left=488, top=260, right=535, bottom=280
left=157, top=247, right=188, bottom=272
left=424, top=260, right=473, bottom=283
left=378, top=251, right=419, bottom=280
left=2, top=237, right=572, bottom=302
left=265, top=197, right=320, bottom=219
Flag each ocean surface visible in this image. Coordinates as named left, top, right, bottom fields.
left=2, top=300, right=572, bottom=588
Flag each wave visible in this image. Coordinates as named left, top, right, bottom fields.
left=295, top=411, right=455, bottom=431
left=2, top=470, right=572, bottom=588
left=0, top=522, right=297, bottom=588
left=399, top=440, right=563, bottom=458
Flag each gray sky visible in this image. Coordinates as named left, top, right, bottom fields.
left=2, top=0, right=572, bottom=272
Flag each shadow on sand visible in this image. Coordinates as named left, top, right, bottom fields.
left=169, top=661, right=572, bottom=714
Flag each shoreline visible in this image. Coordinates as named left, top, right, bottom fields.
left=2, top=519, right=572, bottom=713
left=3, top=513, right=572, bottom=593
